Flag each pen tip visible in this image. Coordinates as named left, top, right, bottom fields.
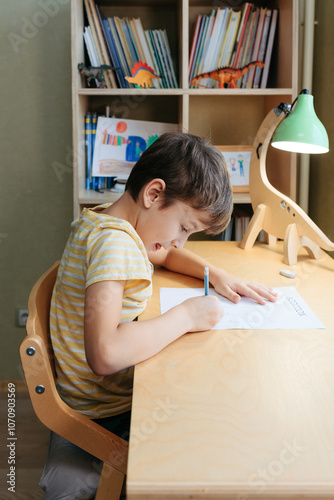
left=204, top=266, right=209, bottom=275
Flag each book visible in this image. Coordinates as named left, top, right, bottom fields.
left=107, top=17, right=133, bottom=87
left=189, top=15, right=208, bottom=85
left=230, top=3, right=253, bottom=68
left=129, top=18, right=145, bottom=62
left=253, top=9, right=272, bottom=88
left=245, top=7, right=267, bottom=88
left=85, top=113, right=92, bottom=189
left=151, top=30, right=173, bottom=88
left=260, top=9, right=278, bottom=88
left=121, top=18, right=138, bottom=65
left=102, top=18, right=126, bottom=88
left=203, top=8, right=229, bottom=73
left=188, top=15, right=201, bottom=82
left=161, top=29, right=178, bottom=88
left=134, top=18, right=162, bottom=88
left=239, top=7, right=260, bottom=87
left=218, top=10, right=241, bottom=67
left=84, top=0, right=117, bottom=88
left=197, top=10, right=215, bottom=75
left=83, top=27, right=99, bottom=67
left=114, top=16, right=134, bottom=74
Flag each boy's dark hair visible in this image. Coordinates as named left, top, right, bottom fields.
left=125, top=132, right=232, bottom=234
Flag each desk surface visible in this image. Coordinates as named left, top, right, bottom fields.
left=127, top=242, right=334, bottom=499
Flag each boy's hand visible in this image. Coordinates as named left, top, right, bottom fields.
left=211, top=269, right=278, bottom=305
left=181, top=295, right=224, bottom=332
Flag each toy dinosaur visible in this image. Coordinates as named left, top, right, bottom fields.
left=78, top=63, right=119, bottom=88
left=125, top=61, right=160, bottom=88
left=190, top=61, right=265, bottom=89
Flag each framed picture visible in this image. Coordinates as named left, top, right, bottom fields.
left=215, top=145, right=254, bottom=193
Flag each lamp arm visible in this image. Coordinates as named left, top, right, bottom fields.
left=249, top=106, right=286, bottom=194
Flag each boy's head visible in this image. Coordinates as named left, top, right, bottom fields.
left=126, top=133, right=232, bottom=234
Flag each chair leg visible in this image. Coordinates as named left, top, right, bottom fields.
left=95, top=463, right=125, bottom=500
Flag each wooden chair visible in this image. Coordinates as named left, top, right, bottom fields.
left=19, top=262, right=128, bottom=500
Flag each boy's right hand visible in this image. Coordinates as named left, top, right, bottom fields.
left=181, top=295, right=224, bottom=332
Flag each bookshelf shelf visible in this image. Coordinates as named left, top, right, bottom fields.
left=71, top=0, right=298, bottom=223
left=77, top=88, right=295, bottom=96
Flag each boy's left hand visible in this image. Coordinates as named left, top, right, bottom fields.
left=211, top=269, right=278, bottom=305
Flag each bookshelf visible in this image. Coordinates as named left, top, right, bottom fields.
left=71, top=0, right=298, bottom=220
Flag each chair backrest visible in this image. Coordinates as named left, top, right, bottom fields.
left=19, top=262, right=128, bottom=475
left=26, top=261, right=59, bottom=375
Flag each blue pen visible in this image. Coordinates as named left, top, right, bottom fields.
left=204, top=266, right=209, bottom=295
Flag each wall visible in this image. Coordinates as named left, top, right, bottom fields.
left=309, top=0, right=334, bottom=244
left=0, top=0, right=73, bottom=379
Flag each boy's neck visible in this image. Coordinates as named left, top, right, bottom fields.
left=101, top=191, right=139, bottom=230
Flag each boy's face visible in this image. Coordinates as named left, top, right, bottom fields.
left=138, top=199, right=209, bottom=253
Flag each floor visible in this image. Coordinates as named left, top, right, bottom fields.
left=0, top=384, right=50, bottom=499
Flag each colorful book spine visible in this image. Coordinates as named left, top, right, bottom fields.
left=85, top=113, right=92, bottom=190
left=91, top=112, right=100, bottom=191
left=260, top=9, right=278, bottom=88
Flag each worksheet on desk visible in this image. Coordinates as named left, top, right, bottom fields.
left=159, top=286, right=325, bottom=329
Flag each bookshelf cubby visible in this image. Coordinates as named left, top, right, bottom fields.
left=71, top=0, right=298, bottom=220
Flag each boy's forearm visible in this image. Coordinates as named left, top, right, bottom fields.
left=95, top=302, right=193, bottom=375
left=162, top=247, right=223, bottom=285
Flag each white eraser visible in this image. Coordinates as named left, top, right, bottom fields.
left=279, top=269, right=296, bottom=279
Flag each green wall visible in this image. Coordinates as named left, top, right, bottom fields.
left=0, top=1, right=333, bottom=380
left=0, top=0, right=73, bottom=379
left=309, top=0, right=334, bottom=243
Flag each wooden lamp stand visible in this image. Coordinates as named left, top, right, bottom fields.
left=240, top=104, right=334, bottom=265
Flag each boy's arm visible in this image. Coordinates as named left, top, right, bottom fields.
left=148, top=247, right=277, bottom=305
left=84, top=279, right=222, bottom=376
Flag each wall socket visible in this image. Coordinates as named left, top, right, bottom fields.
left=15, top=308, right=29, bottom=327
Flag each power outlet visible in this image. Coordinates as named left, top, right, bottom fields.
left=16, top=308, right=29, bottom=327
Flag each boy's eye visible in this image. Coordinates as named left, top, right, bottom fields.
left=181, top=226, right=188, bottom=233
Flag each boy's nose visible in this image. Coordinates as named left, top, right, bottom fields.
left=171, top=236, right=187, bottom=250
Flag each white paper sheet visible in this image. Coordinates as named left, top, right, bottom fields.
left=159, top=286, right=325, bottom=330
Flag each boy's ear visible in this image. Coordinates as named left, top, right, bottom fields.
left=142, top=179, right=166, bottom=208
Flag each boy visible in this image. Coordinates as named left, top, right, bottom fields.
left=40, top=133, right=277, bottom=499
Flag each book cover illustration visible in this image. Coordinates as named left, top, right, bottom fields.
left=92, top=117, right=178, bottom=178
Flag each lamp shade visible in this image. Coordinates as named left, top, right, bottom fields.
left=271, top=93, right=329, bottom=154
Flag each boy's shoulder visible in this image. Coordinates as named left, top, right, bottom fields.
left=75, top=204, right=142, bottom=247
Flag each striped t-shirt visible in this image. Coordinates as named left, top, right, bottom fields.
left=50, top=204, right=153, bottom=418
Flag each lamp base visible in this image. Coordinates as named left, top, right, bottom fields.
left=240, top=203, right=323, bottom=266
left=284, top=223, right=322, bottom=265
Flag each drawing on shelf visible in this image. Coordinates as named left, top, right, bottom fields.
left=92, top=117, right=178, bottom=179
left=215, top=145, right=253, bottom=193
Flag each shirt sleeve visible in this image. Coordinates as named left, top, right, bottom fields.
left=86, top=227, right=151, bottom=288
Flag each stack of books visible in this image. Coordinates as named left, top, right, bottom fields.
left=189, top=2, right=278, bottom=89
left=83, top=0, right=178, bottom=89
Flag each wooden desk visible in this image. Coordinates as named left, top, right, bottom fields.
left=127, top=241, right=334, bottom=499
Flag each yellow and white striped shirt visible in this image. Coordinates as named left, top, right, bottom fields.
left=50, top=204, right=153, bottom=418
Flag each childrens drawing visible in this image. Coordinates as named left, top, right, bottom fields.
left=215, top=146, right=253, bottom=191
left=224, top=151, right=250, bottom=186
left=92, top=117, right=178, bottom=179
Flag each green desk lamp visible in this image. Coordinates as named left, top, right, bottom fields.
left=272, top=89, right=329, bottom=154
left=240, top=89, right=333, bottom=265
